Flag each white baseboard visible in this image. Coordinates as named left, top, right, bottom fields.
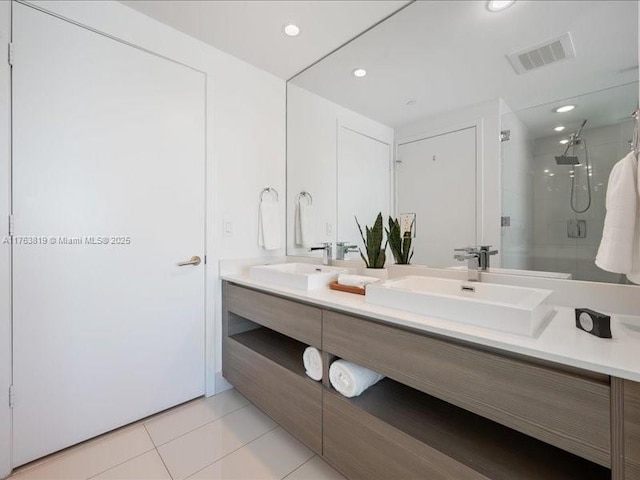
left=213, top=371, right=233, bottom=395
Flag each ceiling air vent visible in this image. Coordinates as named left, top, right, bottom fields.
left=506, top=33, right=576, bottom=74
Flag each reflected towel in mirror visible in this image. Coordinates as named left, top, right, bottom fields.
left=258, top=197, right=281, bottom=250
left=596, top=152, right=639, bottom=283
left=295, top=201, right=314, bottom=248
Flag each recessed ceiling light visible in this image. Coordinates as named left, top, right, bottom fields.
left=486, top=0, right=516, bottom=12
left=283, top=24, right=300, bottom=37
left=352, top=68, right=367, bottom=78
left=549, top=173, right=555, bottom=177
left=406, top=100, right=417, bottom=106
left=554, top=126, right=565, bottom=132
left=559, top=139, right=569, bottom=145
left=553, top=105, right=575, bottom=113
left=544, top=169, right=550, bottom=173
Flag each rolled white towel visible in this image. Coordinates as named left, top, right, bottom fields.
left=303, top=346, right=323, bottom=381
left=337, top=273, right=380, bottom=288
left=329, top=359, right=384, bottom=398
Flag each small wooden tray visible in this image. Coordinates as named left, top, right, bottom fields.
left=329, top=281, right=365, bottom=296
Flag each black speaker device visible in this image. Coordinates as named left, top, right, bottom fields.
left=575, top=308, right=612, bottom=338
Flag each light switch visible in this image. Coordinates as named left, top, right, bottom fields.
left=399, top=213, right=416, bottom=238
left=223, top=220, right=234, bottom=237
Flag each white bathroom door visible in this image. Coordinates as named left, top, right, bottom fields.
left=337, top=125, right=391, bottom=247
left=11, top=4, right=206, bottom=466
left=397, top=127, right=477, bottom=267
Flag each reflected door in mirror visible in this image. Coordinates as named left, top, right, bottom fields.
left=337, top=125, right=391, bottom=248
left=397, top=127, right=476, bottom=267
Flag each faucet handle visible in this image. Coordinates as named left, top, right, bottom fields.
left=454, top=246, right=478, bottom=254
left=480, top=245, right=499, bottom=255
left=309, top=242, right=331, bottom=252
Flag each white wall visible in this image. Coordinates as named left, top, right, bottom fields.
left=0, top=1, right=285, bottom=474
left=0, top=2, right=12, bottom=478
left=395, top=99, right=503, bottom=266
left=500, top=103, right=534, bottom=270
left=286, top=83, right=393, bottom=258
left=531, top=122, right=633, bottom=283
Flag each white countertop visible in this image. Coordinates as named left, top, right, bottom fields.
left=222, top=272, right=640, bottom=383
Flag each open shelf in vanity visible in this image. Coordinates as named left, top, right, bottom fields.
left=229, top=324, right=308, bottom=378
left=222, top=290, right=323, bottom=454
left=221, top=280, right=639, bottom=479
left=323, top=376, right=609, bottom=480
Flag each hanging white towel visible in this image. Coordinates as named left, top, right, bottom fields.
left=329, top=359, right=384, bottom=398
left=294, top=202, right=315, bottom=248
left=629, top=153, right=640, bottom=285
left=302, top=346, right=323, bottom=381
left=258, top=197, right=281, bottom=250
left=596, top=152, right=639, bottom=278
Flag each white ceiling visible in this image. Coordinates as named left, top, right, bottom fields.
left=512, top=82, right=637, bottom=140
left=120, top=0, right=410, bottom=79
left=292, top=0, right=639, bottom=129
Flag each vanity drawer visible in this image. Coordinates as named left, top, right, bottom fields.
left=224, top=283, right=322, bottom=348
left=223, top=335, right=322, bottom=454
left=625, top=380, right=640, bottom=479
left=323, top=310, right=611, bottom=467
left=323, top=389, right=489, bottom=480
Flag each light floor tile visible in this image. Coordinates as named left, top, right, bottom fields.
left=10, top=426, right=154, bottom=480
left=91, top=451, right=170, bottom=480
left=188, top=427, right=313, bottom=480
left=284, top=456, right=346, bottom=480
left=157, top=404, right=277, bottom=480
left=145, top=389, right=249, bottom=446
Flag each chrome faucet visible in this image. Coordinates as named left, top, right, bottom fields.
left=478, top=245, right=499, bottom=270
left=454, top=247, right=481, bottom=282
left=336, top=242, right=359, bottom=260
left=453, top=245, right=498, bottom=282
left=309, top=242, right=332, bottom=266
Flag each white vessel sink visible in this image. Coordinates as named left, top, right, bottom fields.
left=250, top=263, right=351, bottom=291
left=366, top=275, right=553, bottom=336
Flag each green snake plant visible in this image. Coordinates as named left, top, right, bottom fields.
left=386, top=216, right=414, bottom=265
left=355, top=213, right=387, bottom=269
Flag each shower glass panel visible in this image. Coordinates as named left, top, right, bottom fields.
left=501, top=83, right=638, bottom=284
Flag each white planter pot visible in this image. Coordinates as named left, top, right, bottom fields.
left=364, top=268, right=388, bottom=280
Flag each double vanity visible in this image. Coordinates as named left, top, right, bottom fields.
left=222, top=262, right=640, bottom=480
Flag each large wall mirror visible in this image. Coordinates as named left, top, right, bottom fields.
left=286, top=0, right=638, bottom=285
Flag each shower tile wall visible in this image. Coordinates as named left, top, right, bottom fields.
left=532, top=121, right=632, bottom=283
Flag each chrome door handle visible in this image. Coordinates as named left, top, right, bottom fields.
left=178, top=256, right=201, bottom=267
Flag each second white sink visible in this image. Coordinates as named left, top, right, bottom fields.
left=250, top=263, right=351, bottom=290
left=365, top=275, right=553, bottom=336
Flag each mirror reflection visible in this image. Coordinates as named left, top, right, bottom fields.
left=286, top=0, right=639, bottom=285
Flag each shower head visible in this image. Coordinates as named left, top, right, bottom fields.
left=555, top=155, right=580, bottom=165
left=556, top=120, right=588, bottom=164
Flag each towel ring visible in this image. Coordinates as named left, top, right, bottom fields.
left=296, top=191, right=313, bottom=205
left=260, top=187, right=279, bottom=202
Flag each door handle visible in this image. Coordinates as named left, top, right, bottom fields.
left=178, top=256, right=201, bottom=267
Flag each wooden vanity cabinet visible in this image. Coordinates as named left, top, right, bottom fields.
left=323, top=310, right=611, bottom=467
left=222, top=283, right=323, bottom=453
left=221, top=282, right=616, bottom=480
left=624, top=380, right=640, bottom=479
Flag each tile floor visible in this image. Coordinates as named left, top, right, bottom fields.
left=8, top=389, right=346, bottom=480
